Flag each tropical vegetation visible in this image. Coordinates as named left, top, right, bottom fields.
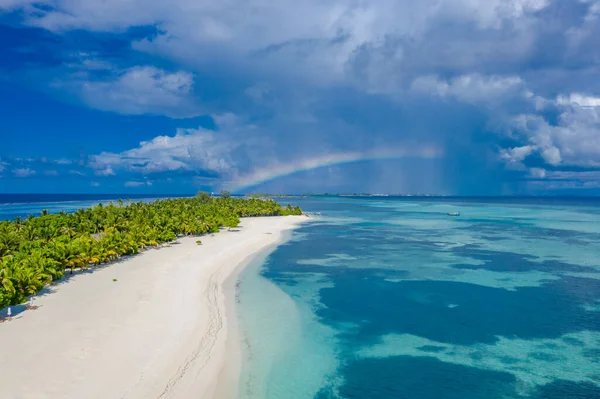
left=0, top=196, right=302, bottom=308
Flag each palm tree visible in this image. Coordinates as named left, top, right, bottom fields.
left=0, top=195, right=302, bottom=307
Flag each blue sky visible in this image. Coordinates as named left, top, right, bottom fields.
left=1, top=0, right=600, bottom=195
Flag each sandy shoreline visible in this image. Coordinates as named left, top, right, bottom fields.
left=0, top=215, right=306, bottom=399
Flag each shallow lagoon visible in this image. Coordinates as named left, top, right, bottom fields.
left=2, top=195, right=598, bottom=398
left=237, top=197, right=600, bottom=398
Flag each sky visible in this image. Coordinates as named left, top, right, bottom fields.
left=1, top=0, right=600, bottom=195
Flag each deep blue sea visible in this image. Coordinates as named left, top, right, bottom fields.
left=2, top=195, right=599, bottom=398
left=0, top=194, right=190, bottom=220
left=236, top=197, right=600, bottom=398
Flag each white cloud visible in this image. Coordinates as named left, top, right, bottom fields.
left=500, top=145, right=534, bottom=164
left=95, top=166, right=116, bottom=176
left=44, top=170, right=59, bottom=176
left=90, top=124, right=239, bottom=176
left=89, top=114, right=440, bottom=190
left=541, top=146, right=561, bottom=165
left=124, top=181, right=152, bottom=187
left=21, top=0, right=550, bottom=41
left=588, top=0, right=600, bottom=20
left=69, top=170, right=86, bottom=176
left=6, top=0, right=600, bottom=194
left=13, top=168, right=36, bottom=177
left=13, top=0, right=555, bottom=92
left=5, top=0, right=590, bottom=125
left=57, top=66, right=200, bottom=118
left=497, top=89, right=600, bottom=172
left=556, top=93, right=600, bottom=108
left=90, top=181, right=101, bottom=187
left=411, top=74, right=524, bottom=104
left=509, top=99, right=600, bottom=168
left=528, top=167, right=546, bottom=178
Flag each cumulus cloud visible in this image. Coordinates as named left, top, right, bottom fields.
left=528, top=167, right=546, bottom=178
left=87, top=113, right=320, bottom=187
left=13, top=168, right=36, bottom=177
left=86, top=111, right=444, bottom=192
left=124, top=181, right=153, bottom=187
left=11, top=1, right=599, bottom=110
left=19, top=0, right=551, bottom=52
left=411, top=74, right=524, bottom=105
left=5, top=0, right=600, bottom=193
left=89, top=125, right=239, bottom=176
left=556, top=93, right=600, bottom=107
left=487, top=88, right=600, bottom=192
left=57, top=65, right=200, bottom=118
left=10, top=0, right=560, bottom=91
left=500, top=146, right=535, bottom=165
left=8, top=1, right=598, bottom=102
left=95, top=166, right=116, bottom=176
left=509, top=100, right=600, bottom=168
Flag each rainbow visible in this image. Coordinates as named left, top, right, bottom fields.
left=225, top=145, right=443, bottom=192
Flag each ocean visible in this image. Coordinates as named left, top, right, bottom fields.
left=235, top=196, right=600, bottom=398
left=2, top=195, right=599, bottom=398
left=0, top=194, right=189, bottom=221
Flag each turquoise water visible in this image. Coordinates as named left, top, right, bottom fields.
left=236, top=197, right=600, bottom=398
left=2, top=195, right=599, bottom=397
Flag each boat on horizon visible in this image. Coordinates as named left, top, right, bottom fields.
left=447, top=212, right=460, bottom=216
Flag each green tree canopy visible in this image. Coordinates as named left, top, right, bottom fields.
left=196, top=191, right=210, bottom=199
left=0, top=196, right=302, bottom=308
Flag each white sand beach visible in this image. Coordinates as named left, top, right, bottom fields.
left=0, top=215, right=306, bottom=399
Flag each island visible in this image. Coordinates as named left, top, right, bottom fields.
left=0, top=193, right=305, bottom=399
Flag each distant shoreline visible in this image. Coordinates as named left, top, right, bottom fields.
left=0, top=215, right=307, bottom=399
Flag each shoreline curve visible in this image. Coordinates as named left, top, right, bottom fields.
left=0, top=215, right=307, bottom=399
